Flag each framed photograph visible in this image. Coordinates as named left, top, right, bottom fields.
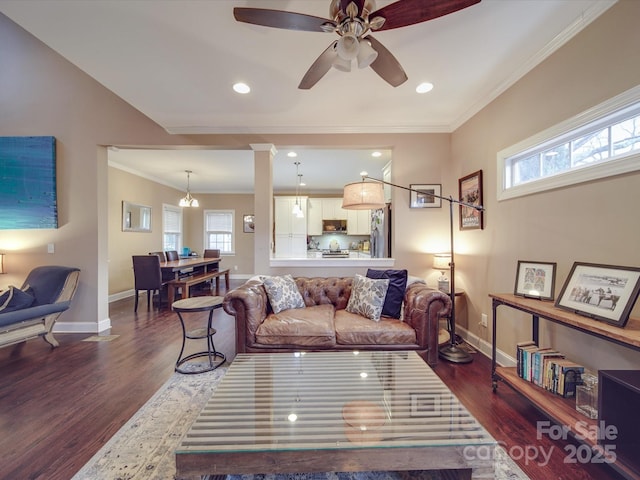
left=458, top=170, right=484, bottom=230
left=410, top=184, right=441, bottom=208
left=243, top=214, right=255, bottom=233
left=555, top=262, right=640, bottom=327
left=514, top=261, right=557, bottom=301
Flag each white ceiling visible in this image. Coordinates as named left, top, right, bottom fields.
left=0, top=0, right=615, bottom=193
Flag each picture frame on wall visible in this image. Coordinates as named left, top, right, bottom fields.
left=409, top=184, right=441, bottom=208
left=458, top=170, right=484, bottom=230
left=243, top=214, right=255, bottom=233
left=555, top=262, right=640, bottom=328
left=514, top=261, right=557, bottom=301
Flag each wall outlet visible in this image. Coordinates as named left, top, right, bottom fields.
left=234, top=265, right=238, bottom=271
left=480, top=313, right=488, bottom=327
left=47, top=243, right=55, bottom=254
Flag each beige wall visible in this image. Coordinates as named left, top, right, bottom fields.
left=451, top=0, right=640, bottom=370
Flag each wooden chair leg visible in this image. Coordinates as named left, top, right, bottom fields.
left=147, top=289, right=151, bottom=311
left=134, top=290, right=139, bottom=312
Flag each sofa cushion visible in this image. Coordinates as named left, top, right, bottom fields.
left=366, top=269, right=408, bottom=319
left=256, top=304, right=336, bottom=347
left=0, top=286, right=36, bottom=314
left=335, top=309, right=417, bottom=345
left=345, top=274, right=389, bottom=322
left=263, top=274, right=305, bottom=314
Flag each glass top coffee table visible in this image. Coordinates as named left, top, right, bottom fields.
left=176, top=351, right=496, bottom=480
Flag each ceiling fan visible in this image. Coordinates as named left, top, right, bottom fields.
left=234, top=0, right=481, bottom=89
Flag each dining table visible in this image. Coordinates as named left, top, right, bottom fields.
left=159, top=256, right=221, bottom=280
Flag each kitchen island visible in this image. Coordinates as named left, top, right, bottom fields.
left=270, top=250, right=394, bottom=268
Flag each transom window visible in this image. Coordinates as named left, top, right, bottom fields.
left=498, top=86, right=640, bottom=200
left=204, top=210, right=234, bottom=254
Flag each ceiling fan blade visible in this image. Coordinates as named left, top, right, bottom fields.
left=298, top=41, right=338, bottom=90
left=365, top=36, right=408, bottom=87
left=234, top=8, right=336, bottom=32
left=370, top=0, right=481, bottom=31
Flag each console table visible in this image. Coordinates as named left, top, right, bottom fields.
left=490, top=293, right=640, bottom=480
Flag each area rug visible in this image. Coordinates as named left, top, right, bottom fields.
left=73, top=364, right=529, bottom=480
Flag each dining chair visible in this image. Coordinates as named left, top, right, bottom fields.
left=132, top=255, right=164, bottom=312
left=149, top=251, right=167, bottom=262
left=203, top=249, right=221, bottom=260
left=165, top=250, right=180, bottom=261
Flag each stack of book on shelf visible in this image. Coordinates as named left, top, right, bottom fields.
left=516, top=341, right=584, bottom=398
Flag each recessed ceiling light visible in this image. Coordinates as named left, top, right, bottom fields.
left=416, top=82, right=434, bottom=94
left=287, top=152, right=297, bottom=157
left=371, top=151, right=382, bottom=157
left=233, top=82, right=250, bottom=94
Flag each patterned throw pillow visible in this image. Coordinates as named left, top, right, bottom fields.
left=0, top=285, right=35, bottom=313
left=263, top=274, right=305, bottom=314
left=346, top=274, right=390, bottom=322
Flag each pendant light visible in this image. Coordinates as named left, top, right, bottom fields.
left=292, top=162, right=304, bottom=218
left=179, top=170, right=199, bottom=207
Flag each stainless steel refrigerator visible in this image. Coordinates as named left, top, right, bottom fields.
left=370, top=203, right=391, bottom=258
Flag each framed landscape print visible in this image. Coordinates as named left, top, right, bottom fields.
left=410, top=184, right=441, bottom=208
left=514, top=261, right=557, bottom=300
left=555, top=262, right=640, bottom=327
left=458, top=170, right=483, bottom=230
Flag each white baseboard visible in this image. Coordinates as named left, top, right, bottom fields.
left=54, top=317, right=111, bottom=334
left=456, top=326, right=516, bottom=367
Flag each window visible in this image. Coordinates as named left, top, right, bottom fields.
left=498, top=86, right=640, bottom=200
left=204, top=210, right=234, bottom=254
left=163, top=204, right=182, bottom=251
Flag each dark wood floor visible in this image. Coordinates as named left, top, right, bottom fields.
left=0, top=281, right=625, bottom=480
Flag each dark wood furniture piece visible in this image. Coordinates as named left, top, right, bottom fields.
left=172, top=296, right=225, bottom=374
left=598, top=370, right=640, bottom=479
left=165, top=250, right=180, bottom=261
left=132, top=255, right=164, bottom=312
left=160, top=256, right=229, bottom=303
left=175, top=351, right=496, bottom=480
left=490, top=293, right=640, bottom=480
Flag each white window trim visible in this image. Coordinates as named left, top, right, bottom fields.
left=498, top=84, right=640, bottom=201
left=203, top=209, right=235, bottom=255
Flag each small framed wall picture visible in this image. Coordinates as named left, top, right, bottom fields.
left=243, top=214, right=255, bottom=233
left=514, top=261, right=557, bottom=301
left=458, top=170, right=484, bottom=230
left=410, top=184, right=442, bottom=208
left=555, top=262, right=640, bottom=327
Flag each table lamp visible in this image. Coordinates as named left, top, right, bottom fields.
left=433, top=253, right=451, bottom=293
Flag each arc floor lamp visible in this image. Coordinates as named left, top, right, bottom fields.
left=342, top=175, right=485, bottom=364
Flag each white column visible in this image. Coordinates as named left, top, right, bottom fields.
left=250, top=143, right=276, bottom=275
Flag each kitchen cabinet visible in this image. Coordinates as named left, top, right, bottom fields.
left=274, top=196, right=307, bottom=257
left=347, top=209, right=371, bottom=235
left=321, top=198, right=347, bottom=220
left=307, top=198, right=323, bottom=236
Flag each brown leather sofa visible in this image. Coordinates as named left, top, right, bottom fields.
left=223, top=276, right=451, bottom=367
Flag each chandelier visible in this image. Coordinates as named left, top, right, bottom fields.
left=179, top=170, right=199, bottom=208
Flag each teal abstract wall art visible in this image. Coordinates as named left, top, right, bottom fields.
left=0, top=136, right=58, bottom=229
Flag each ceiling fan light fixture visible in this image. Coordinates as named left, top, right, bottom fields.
left=332, top=55, right=352, bottom=72
left=357, top=39, right=378, bottom=69
left=336, top=33, right=359, bottom=60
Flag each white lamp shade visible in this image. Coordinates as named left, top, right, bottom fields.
left=357, top=39, right=378, bottom=69
left=336, top=33, right=359, bottom=60
left=433, top=253, right=452, bottom=270
left=342, top=181, right=385, bottom=210
left=332, top=55, right=352, bottom=72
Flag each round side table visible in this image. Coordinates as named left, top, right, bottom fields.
left=172, top=296, right=226, bottom=374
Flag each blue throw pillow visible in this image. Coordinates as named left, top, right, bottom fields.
left=366, top=269, right=408, bottom=319
left=0, top=286, right=35, bottom=313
